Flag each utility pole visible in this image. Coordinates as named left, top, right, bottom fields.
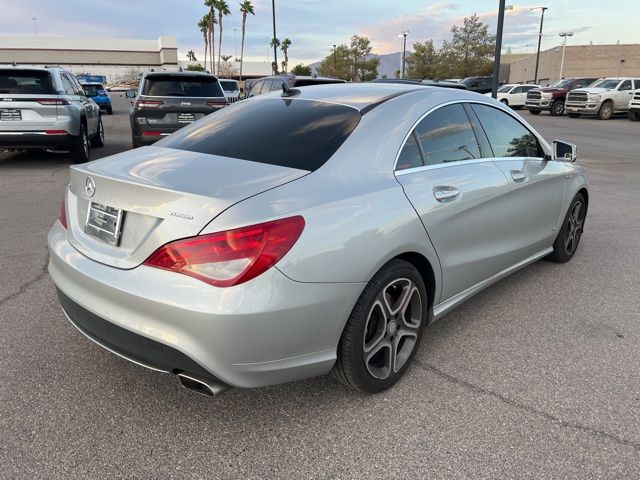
left=492, top=3, right=513, bottom=98
left=398, top=31, right=409, bottom=78
left=32, top=17, right=38, bottom=36
left=332, top=44, right=337, bottom=76
left=271, top=0, right=278, bottom=74
left=532, top=6, right=548, bottom=84
left=558, top=31, right=573, bottom=80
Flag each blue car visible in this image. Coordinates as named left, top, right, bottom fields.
left=80, top=82, right=112, bottom=114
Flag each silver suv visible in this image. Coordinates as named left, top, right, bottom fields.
left=0, top=65, right=104, bottom=163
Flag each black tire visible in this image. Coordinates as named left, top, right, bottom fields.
left=550, top=100, right=565, bottom=116
left=132, top=135, right=142, bottom=148
left=628, top=111, right=639, bottom=121
left=107, top=106, right=113, bottom=115
left=332, top=259, right=428, bottom=393
left=500, top=98, right=509, bottom=106
left=547, top=193, right=587, bottom=263
left=90, top=118, right=105, bottom=148
left=567, top=113, right=581, bottom=118
left=70, top=123, right=90, bottom=164
left=597, top=101, right=613, bottom=120
left=528, top=109, right=541, bottom=115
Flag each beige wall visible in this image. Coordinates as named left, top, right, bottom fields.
left=509, top=44, right=640, bottom=85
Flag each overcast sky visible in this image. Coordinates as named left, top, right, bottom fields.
left=2, top=0, right=638, bottom=64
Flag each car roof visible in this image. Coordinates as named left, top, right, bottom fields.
left=262, top=82, right=483, bottom=112
left=0, top=65, right=66, bottom=72
left=143, top=71, right=219, bottom=79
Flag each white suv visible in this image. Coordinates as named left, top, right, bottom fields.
left=485, top=84, right=540, bottom=108
left=565, top=77, right=640, bottom=120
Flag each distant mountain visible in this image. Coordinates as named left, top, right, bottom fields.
left=309, top=51, right=406, bottom=79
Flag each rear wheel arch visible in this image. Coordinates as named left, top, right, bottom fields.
left=394, top=252, right=436, bottom=309
left=578, top=187, right=589, bottom=213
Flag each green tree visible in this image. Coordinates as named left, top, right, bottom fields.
left=291, top=63, right=311, bottom=76
left=238, top=1, right=255, bottom=81
left=186, top=50, right=197, bottom=62
left=186, top=63, right=205, bottom=71
left=316, top=35, right=379, bottom=81
left=269, top=37, right=281, bottom=74
left=204, top=1, right=217, bottom=72
left=214, top=0, right=231, bottom=75
left=197, top=14, right=211, bottom=71
left=440, top=14, right=495, bottom=77
left=406, top=39, right=444, bottom=79
left=280, top=38, right=292, bottom=73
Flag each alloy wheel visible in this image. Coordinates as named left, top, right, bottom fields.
left=564, top=200, right=584, bottom=255
left=363, top=278, right=422, bottom=380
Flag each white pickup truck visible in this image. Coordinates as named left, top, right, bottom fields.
left=629, top=90, right=640, bottom=121
left=564, top=77, right=640, bottom=120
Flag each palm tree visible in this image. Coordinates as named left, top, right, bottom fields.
left=186, top=50, right=197, bottom=62
left=269, top=37, right=280, bottom=74
left=214, top=0, right=231, bottom=75
left=197, top=15, right=209, bottom=71
left=238, top=1, right=255, bottom=81
left=204, top=0, right=217, bottom=72
left=280, top=38, right=292, bottom=73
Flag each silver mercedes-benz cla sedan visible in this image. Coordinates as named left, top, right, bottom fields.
left=48, top=83, right=589, bottom=396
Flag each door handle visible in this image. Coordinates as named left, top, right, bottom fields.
left=433, top=186, right=461, bottom=202
left=510, top=170, right=528, bottom=182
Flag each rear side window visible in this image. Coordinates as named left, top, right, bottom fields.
left=158, top=98, right=361, bottom=171
left=397, top=132, right=423, bottom=170
left=0, top=70, right=55, bottom=94
left=413, top=104, right=481, bottom=166
left=143, top=75, right=223, bottom=97
left=472, top=104, right=542, bottom=158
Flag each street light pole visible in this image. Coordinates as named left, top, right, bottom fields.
left=332, top=44, right=337, bottom=76
left=398, top=31, right=409, bottom=78
left=558, top=31, right=573, bottom=80
left=32, top=17, right=38, bottom=36
left=492, top=1, right=508, bottom=98
left=532, top=6, right=548, bottom=84
left=271, top=0, right=278, bottom=74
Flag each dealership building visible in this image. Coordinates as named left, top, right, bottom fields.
left=0, top=35, right=272, bottom=83
left=507, top=43, right=640, bottom=85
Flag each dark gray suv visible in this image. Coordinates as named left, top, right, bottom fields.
left=127, top=71, right=228, bottom=148
left=0, top=65, right=104, bottom=163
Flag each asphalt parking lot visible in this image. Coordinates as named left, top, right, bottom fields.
left=1, top=94, right=639, bottom=479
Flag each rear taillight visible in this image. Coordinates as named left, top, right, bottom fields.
left=37, top=99, right=70, bottom=105
left=206, top=100, right=229, bottom=108
left=144, top=216, right=305, bottom=287
left=142, top=131, right=162, bottom=136
left=134, top=99, right=164, bottom=108
left=59, top=193, right=67, bottom=229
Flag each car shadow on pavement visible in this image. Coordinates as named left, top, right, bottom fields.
left=0, top=150, right=71, bottom=169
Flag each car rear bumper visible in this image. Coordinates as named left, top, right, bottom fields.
left=132, top=132, right=172, bottom=146
left=0, top=131, right=77, bottom=149
left=47, top=221, right=364, bottom=388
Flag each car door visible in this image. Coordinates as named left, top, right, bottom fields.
left=469, top=103, right=566, bottom=263
left=394, top=103, right=512, bottom=301
left=615, top=80, right=633, bottom=110
left=510, top=86, right=524, bottom=106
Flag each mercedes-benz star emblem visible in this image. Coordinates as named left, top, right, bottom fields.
left=85, top=177, right=96, bottom=198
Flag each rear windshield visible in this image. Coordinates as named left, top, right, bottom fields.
left=142, top=75, right=224, bottom=97
left=82, top=84, right=106, bottom=96
left=219, top=80, right=238, bottom=92
left=158, top=98, right=361, bottom=171
left=0, top=70, right=55, bottom=94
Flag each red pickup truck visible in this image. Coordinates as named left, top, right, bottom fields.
left=525, top=77, right=598, bottom=116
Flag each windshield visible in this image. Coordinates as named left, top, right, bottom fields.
left=219, top=80, right=238, bottom=92
left=158, top=98, right=361, bottom=171
left=548, top=79, right=575, bottom=89
left=82, top=84, right=106, bottom=96
left=498, top=85, right=513, bottom=93
left=0, top=70, right=55, bottom=94
left=143, top=75, right=224, bottom=97
left=591, top=79, right=621, bottom=89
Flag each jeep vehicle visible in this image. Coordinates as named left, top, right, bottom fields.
left=565, top=77, right=640, bottom=119
left=627, top=90, right=640, bottom=121
left=127, top=71, right=228, bottom=147
left=526, top=77, right=597, bottom=116
left=0, top=65, right=104, bottom=163
left=244, top=74, right=345, bottom=98
left=219, top=79, right=240, bottom=103
left=458, top=76, right=494, bottom=94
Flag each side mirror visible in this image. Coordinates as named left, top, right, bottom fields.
left=552, top=140, right=577, bottom=162
left=125, top=89, right=137, bottom=99
left=238, top=91, right=248, bottom=100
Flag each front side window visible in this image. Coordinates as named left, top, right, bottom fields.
left=472, top=104, right=542, bottom=158
left=142, top=75, right=224, bottom=97
left=158, top=98, right=361, bottom=171
left=61, top=74, right=77, bottom=95
left=414, top=104, right=481, bottom=166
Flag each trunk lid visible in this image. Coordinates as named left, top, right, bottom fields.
left=65, top=146, right=308, bottom=269
left=0, top=69, right=59, bottom=130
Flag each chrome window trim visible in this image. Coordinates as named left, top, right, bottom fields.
left=393, top=99, right=550, bottom=174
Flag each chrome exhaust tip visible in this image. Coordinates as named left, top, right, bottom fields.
left=177, top=373, right=229, bottom=397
